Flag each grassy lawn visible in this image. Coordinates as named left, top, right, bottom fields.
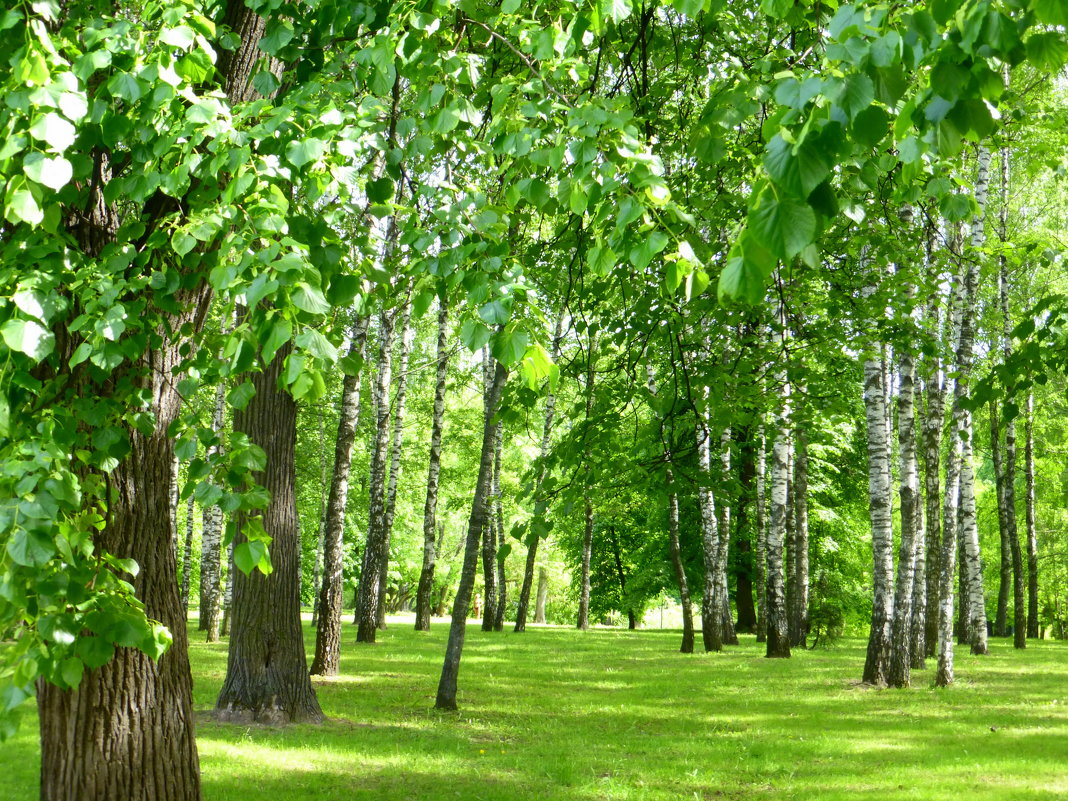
left=4, top=618, right=1068, bottom=800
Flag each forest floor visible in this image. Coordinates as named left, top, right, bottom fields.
left=5, top=618, right=1068, bottom=800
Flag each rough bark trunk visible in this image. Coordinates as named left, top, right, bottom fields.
left=766, top=367, right=792, bottom=659
left=377, top=285, right=415, bottom=628
left=790, top=429, right=809, bottom=649
left=535, top=566, right=548, bottom=624
left=198, top=381, right=227, bottom=639
left=435, top=361, right=508, bottom=711
left=215, top=342, right=323, bottom=723
left=862, top=344, right=894, bottom=686
left=515, top=312, right=565, bottom=632
left=416, top=300, right=450, bottom=631
left=921, top=271, right=945, bottom=660
left=608, top=526, right=635, bottom=629
left=755, top=427, right=767, bottom=643
left=38, top=428, right=203, bottom=801
left=1025, top=394, right=1039, bottom=639
left=310, top=316, right=368, bottom=675
left=355, top=307, right=397, bottom=643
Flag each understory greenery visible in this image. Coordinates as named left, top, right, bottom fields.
left=6, top=620, right=1068, bottom=800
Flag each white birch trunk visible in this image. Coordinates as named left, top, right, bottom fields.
left=755, top=427, right=767, bottom=643
left=766, top=369, right=791, bottom=659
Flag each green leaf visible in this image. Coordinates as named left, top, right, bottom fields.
left=629, top=231, right=670, bottom=270
left=326, top=275, right=362, bottom=307
left=765, top=133, right=831, bottom=198
left=718, top=230, right=775, bottom=305
left=5, top=176, right=43, bottom=225
left=600, top=0, right=632, bottom=23
left=295, top=328, right=339, bottom=362
left=160, top=25, right=196, bottom=49
left=460, top=319, right=492, bottom=351
left=171, top=230, right=196, bottom=257
left=60, top=658, right=84, bottom=689
left=671, top=0, right=704, bottom=13
left=7, top=528, right=54, bottom=566
left=261, top=317, right=291, bottom=364
left=23, top=153, right=72, bottom=191
left=1035, top=0, right=1068, bottom=25
left=748, top=188, right=817, bottom=261
left=106, top=73, right=143, bottom=104
left=75, top=636, right=115, bottom=670
left=492, top=329, right=530, bottom=366
left=259, top=20, right=295, bottom=55
left=291, top=282, right=331, bottom=315
left=1025, top=32, right=1068, bottom=72
left=1, top=319, right=55, bottom=361
left=366, top=177, right=394, bottom=203
left=227, top=381, right=256, bottom=411
left=760, top=0, right=791, bottom=18
left=835, top=74, right=875, bottom=120
left=285, top=138, right=326, bottom=168
left=479, top=298, right=513, bottom=326
left=252, top=70, right=280, bottom=97
left=234, top=540, right=273, bottom=575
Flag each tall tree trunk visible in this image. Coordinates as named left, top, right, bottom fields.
left=215, top=342, right=323, bottom=724
left=862, top=339, right=894, bottom=686
left=355, top=307, right=397, bottom=643
left=181, top=492, right=195, bottom=616
left=609, top=526, right=636, bottom=629
left=645, top=362, right=694, bottom=652
left=991, top=400, right=1011, bottom=637
left=416, top=299, right=450, bottom=631
left=888, top=305, right=921, bottom=687
left=578, top=338, right=599, bottom=632
left=755, top=427, right=768, bottom=643
left=766, top=369, right=792, bottom=659
left=435, top=361, right=508, bottom=711
left=310, top=407, right=328, bottom=626
left=310, top=316, right=369, bottom=675
left=960, top=429, right=988, bottom=655
left=921, top=242, right=945, bottom=660
left=717, top=428, right=738, bottom=645
left=171, top=455, right=181, bottom=564
left=515, top=312, right=565, bottom=632
left=493, top=426, right=508, bottom=631
left=220, top=541, right=234, bottom=637
left=733, top=428, right=758, bottom=634
left=535, top=566, right=549, bottom=624
left=199, top=380, right=227, bottom=641
left=998, top=143, right=1026, bottom=651
left=936, top=147, right=991, bottom=685
left=481, top=397, right=501, bottom=633
left=377, top=285, right=415, bottom=628
left=790, top=428, right=809, bottom=649
left=697, top=412, right=722, bottom=652
left=1025, top=393, right=1039, bottom=639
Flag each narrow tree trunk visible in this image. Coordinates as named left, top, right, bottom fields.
left=960, top=433, right=988, bottom=654
left=356, top=307, right=397, bottom=643
left=220, top=541, right=234, bottom=637
left=515, top=311, right=565, bottom=632
left=535, top=566, right=549, bottom=624
left=416, top=300, right=450, bottom=631
left=577, top=497, right=595, bottom=631
left=922, top=278, right=945, bottom=659
left=215, top=342, right=323, bottom=723
left=1025, top=394, right=1039, bottom=639
left=377, top=285, right=415, bottom=628
left=717, top=428, right=738, bottom=645
left=766, top=371, right=792, bottom=659
left=936, top=147, right=991, bottom=684
left=171, top=455, right=181, bottom=564
left=310, top=408, right=328, bottom=626
left=862, top=346, right=894, bottom=686
left=697, top=416, right=721, bottom=651
left=888, top=311, right=921, bottom=687
left=181, top=492, right=195, bottom=616
left=310, top=316, right=369, bottom=675
left=199, top=381, right=227, bottom=641
left=608, top=526, right=635, bottom=629
left=755, top=428, right=768, bottom=643
left=733, top=429, right=758, bottom=634
left=991, top=400, right=1011, bottom=637
left=998, top=144, right=1026, bottom=650
left=481, top=405, right=502, bottom=632
left=790, top=429, right=809, bottom=648
left=435, top=361, right=508, bottom=711
left=493, top=427, right=508, bottom=631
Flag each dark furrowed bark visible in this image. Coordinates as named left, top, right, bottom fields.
left=215, top=342, right=322, bottom=724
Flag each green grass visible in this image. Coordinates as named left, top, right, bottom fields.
left=5, top=619, right=1068, bottom=800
